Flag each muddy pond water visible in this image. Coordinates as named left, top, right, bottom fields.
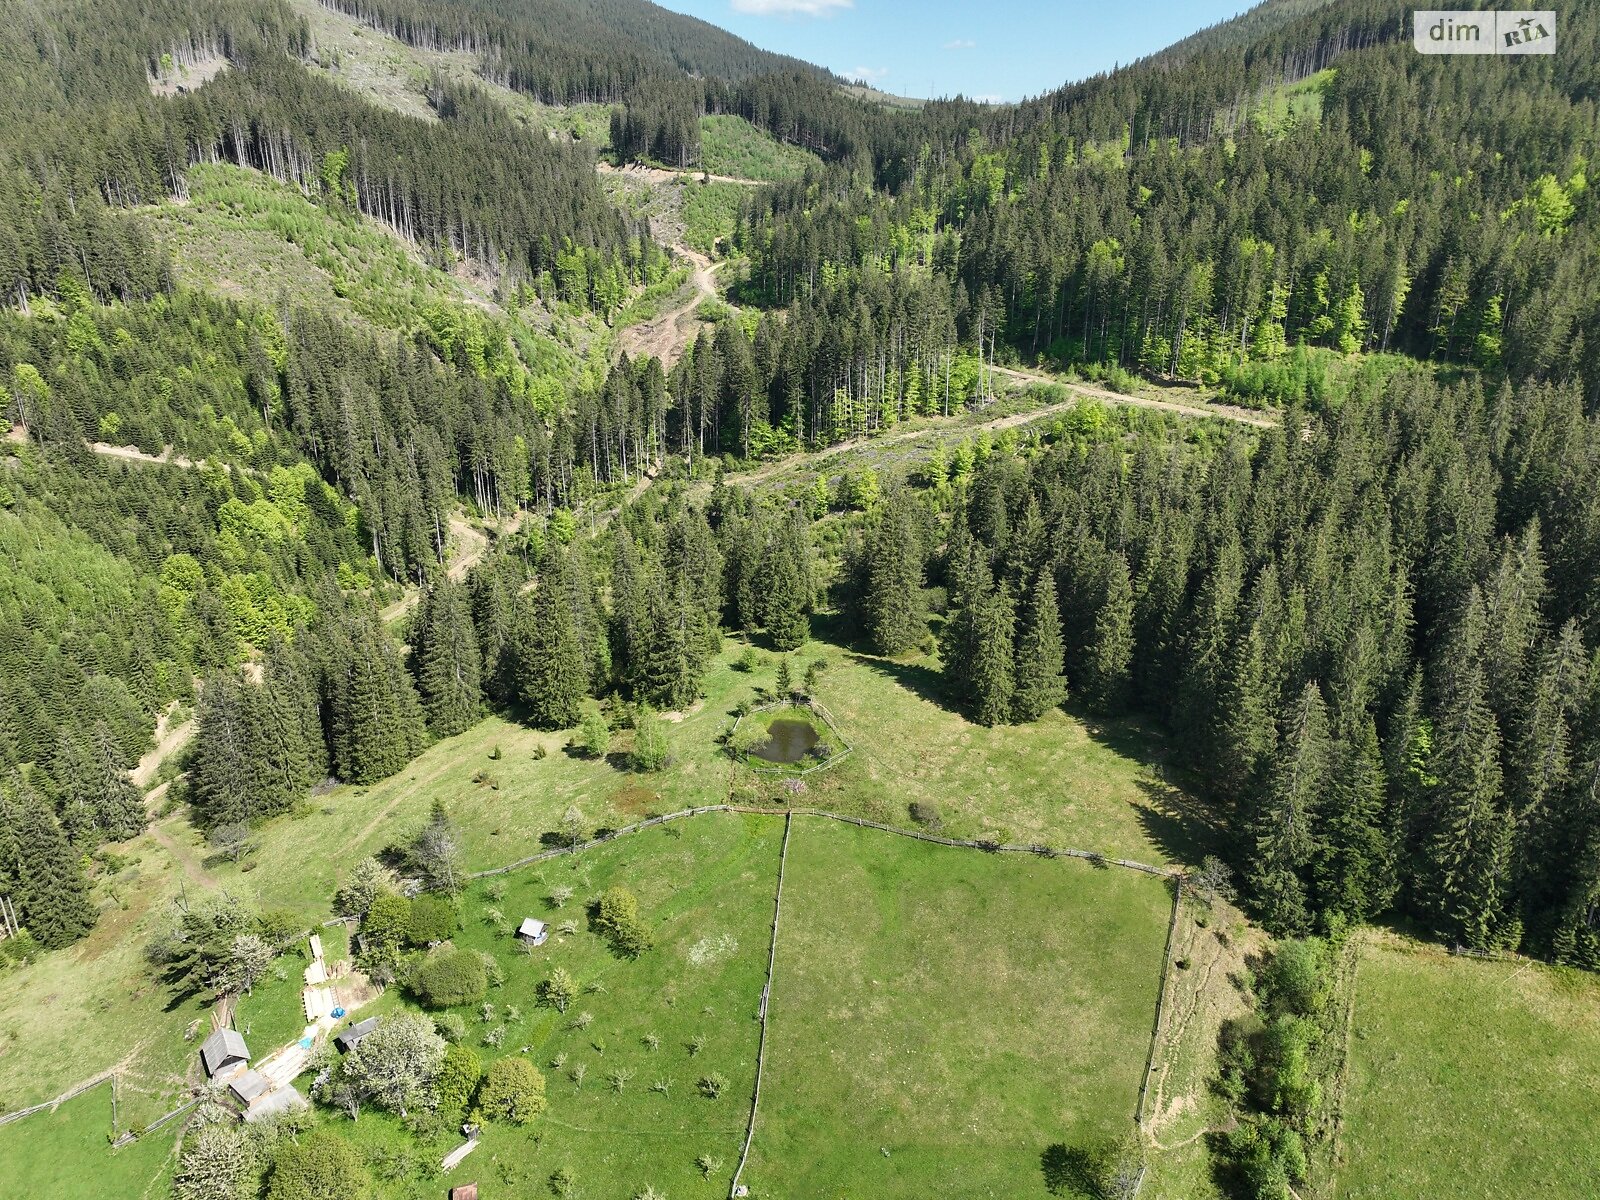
left=749, top=717, right=820, bottom=764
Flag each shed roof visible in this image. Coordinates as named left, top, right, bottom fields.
left=200, top=1028, right=250, bottom=1076
left=228, top=1069, right=270, bottom=1104
left=449, top=1185, right=479, bottom=1200
left=517, top=917, right=548, bottom=938
left=334, top=1017, right=380, bottom=1052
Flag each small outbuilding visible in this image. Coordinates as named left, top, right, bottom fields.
left=449, top=1185, right=479, bottom=1200
left=199, top=1028, right=250, bottom=1078
left=227, top=1069, right=271, bottom=1107
left=516, top=917, right=549, bottom=946
left=334, top=1017, right=380, bottom=1054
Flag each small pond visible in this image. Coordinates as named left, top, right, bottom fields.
left=749, top=717, right=821, bottom=764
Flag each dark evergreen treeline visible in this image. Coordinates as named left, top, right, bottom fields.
left=854, top=369, right=1600, bottom=964
left=183, top=482, right=813, bottom=828
left=1, top=0, right=651, bottom=311
left=740, top=1, right=1600, bottom=404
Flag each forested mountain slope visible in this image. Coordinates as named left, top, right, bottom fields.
left=0, top=0, right=1596, bottom=1001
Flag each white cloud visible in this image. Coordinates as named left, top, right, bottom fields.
left=971, top=94, right=1005, bottom=104
left=842, top=65, right=891, bottom=82
left=943, top=38, right=976, bottom=49
left=732, top=0, right=852, bottom=15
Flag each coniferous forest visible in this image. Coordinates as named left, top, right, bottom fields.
left=1, top=3, right=1599, bottom=1193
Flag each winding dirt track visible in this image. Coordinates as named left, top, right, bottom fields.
left=616, top=247, right=723, bottom=369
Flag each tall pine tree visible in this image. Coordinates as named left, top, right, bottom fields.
left=1011, top=572, right=1067, bottom=722
left=414, top=580, right=483, bottom=737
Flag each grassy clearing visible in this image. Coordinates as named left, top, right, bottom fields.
left=435, top=812, right=783, bottom=1197
left=1336, top=933, right=1600, bottom=1199
left=0, top=830, right=210, bottom=1123
left=234, top=948, right=312, bottom=1053
left=744, top=816, right=1174, bottom=1196
left=0, top=629, right=1201, bottom=1147
left=0, top=1085, right=177, bottom=1200
left=698, top=115, right=819, bottom=182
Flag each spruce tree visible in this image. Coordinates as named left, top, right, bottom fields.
left=415, top=580, right=483, bottom=737
left=255, top=641, right=319, bottom=818
left=1246, top=682, right=1331, bottom=936
left=1011, top=573, right=1067, bottom=722
left=329, top=608, right=429, bottom=785
left=1083, top=551, right=1134, bottom=713
left=640, top=575, right=697, bottom=712
left=1314, top=714, right=1394, bottom=921
left=759, top=518, right=810, bottom=651
left=7, top=773, right=95, bottom=948
left=1550, top=755, right=1600, bottom=967
left=190, top=672, right=257, bottom=830
left=861, top=491, right=925, bottom=656
left=1216, top=621, right=1279, bottom=809
left=53, top=724, right=143, bottom=845
left=608, top=528, right=650, bottom=694
left=968, top=586, right=1017, bottom=727
left=1423, top=594, right=1513, bottom=949
left=515, top=544, right=590, bottom=730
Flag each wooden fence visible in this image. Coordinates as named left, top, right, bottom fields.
left=726, top=696, right=853, bottom=778
left=728, top=811, right=792, bottom=1199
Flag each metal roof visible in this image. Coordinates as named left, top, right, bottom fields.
left=199, top=1028, right=250, bottom=1076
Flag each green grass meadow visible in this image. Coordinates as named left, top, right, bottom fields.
left=1337, top=935, right=1600, bottom=1200
left=0, top=1086, right=177, bottom=1200
left=744, top=816, right=1174, bottom=1197
left=0, top=629, right=1200, bottom=1198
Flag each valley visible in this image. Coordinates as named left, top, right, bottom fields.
left=2, top=0, right=1598, bottom=1199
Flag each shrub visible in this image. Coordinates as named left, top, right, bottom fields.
left=406, top=894, right=460, bottom=946
left=908, top=801, right=941, bottom=829
left=630, top=706, right=671, bottom=772
left=413, top=947, right=489, bottom=1009
left=577, top=702, right=610, bottom=758
left=436, top=1043, right=482, bottom=1113
left=266, top=1129, right=370, bottom=1200
left=593, top=887, right=653, bottom=958
left=537, top=966, right=578, bottom=1013
left=1259, top=938, right=1329, bottom=1017
left=697, top=1072, right=727, bottom=1099
left=477, top=1057, right=548, bottom=1124
left=360, top=893, right=412, bottom=966
left=434, top=1013, right=467, bottom=1044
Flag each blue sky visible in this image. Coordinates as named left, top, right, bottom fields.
left=652, top=0, right=1257, bottom=102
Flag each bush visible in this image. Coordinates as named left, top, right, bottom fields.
left=266, top=1130, right=370, bottom=1200
left=1259, top=937, right=1329, bottom=1017
left=413, top=947, right=489, bottom=1009
left=406, top=894, right=460, bottom=946
left=434, top=1013, right=468, bottom=1044
left=697, top=1072, right=727, bottom=1099
left=360, top=893, right=411, bottom=966
left=577, top=702, right=610, bottom=758
left=592, top=887, right=653, bottom=958
left=476, top=1057, right=548, bottom=1125
left=908, top=801, right=941, bottom=830
left=436, top=1043, right=482, bottom=1113
left=630, top=706, right=671, bottom=771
